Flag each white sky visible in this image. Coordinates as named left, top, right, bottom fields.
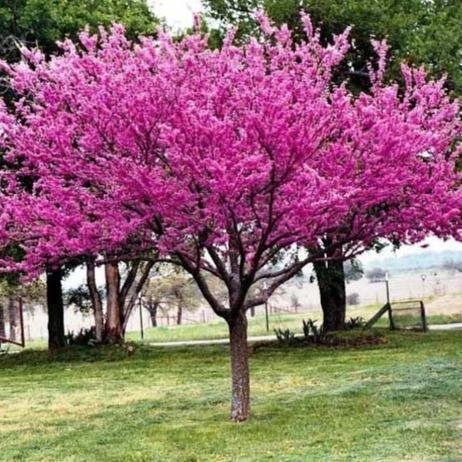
left=148, top=0, right=204, bottom=30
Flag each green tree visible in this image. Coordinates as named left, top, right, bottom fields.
left=0, top=0, right=157, bottom=60
left=204, top=0, right=462, bottom=93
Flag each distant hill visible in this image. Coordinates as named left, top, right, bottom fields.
left=363, top=250, right=462, bottom=273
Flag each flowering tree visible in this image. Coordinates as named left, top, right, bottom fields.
left=0, top=15, right=460, bottom=420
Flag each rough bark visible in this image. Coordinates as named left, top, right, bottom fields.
left=314, top=258, right=346, bottom=332
left=104, top=262, right=123, bottom=344
left=0, top=302, right=5, bottom=338
left=176, top=305, right=183, bottom=325
left=86, top=258, right=104, bottom=343
left=46, top=268, right=66, bottom=350
left=228, top=311, right=250, bottom=422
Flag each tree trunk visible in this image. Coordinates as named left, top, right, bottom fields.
left=86, top=259, right=104, bottom=343
left=176, top=306, right=183, bottom=325
left=121, top=261, right=154, bottom=335
left=47, top=268, right=66, bottom=350
left=250, top=306, right=255, bottom=317
left=104, top=262, right=123, bottom=344
left=0, top=302, right=5, bottom=338
left=148, top=299, right=158, bottom=327
left=7, top=297, right=17, bottom=342
left=228, top=311, right=250, bottom=422
left=314, top=259, right=346, bottom=332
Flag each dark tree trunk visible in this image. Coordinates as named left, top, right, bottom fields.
left=86, top=258, right=104, bottom=343
left=0, top=302, right=5, bottom=338
left=7, top=297, right=17, bottom=342
left=314, top=258, right=346, bottom=332
left=250, top=306, right=255, bottom=317
left=176, top=306, right=183, bottom=325
left=148, top=299, right=158, bottom=327
left=104, top=262, right=123, bottom=344
left=228, top=311, right=250, bottom=422
left=47, top=268, right=66, bottom=350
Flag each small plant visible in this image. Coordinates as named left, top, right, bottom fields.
left=65, top=327, right=98, bottom=346
left=302, top=318, right=325, bottom=343
left=345, top=317, right=365, bottom=329
left=274, top=328, right=298, bottom=345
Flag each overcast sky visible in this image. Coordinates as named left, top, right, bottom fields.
left=148, top=0, right=203, bottom=30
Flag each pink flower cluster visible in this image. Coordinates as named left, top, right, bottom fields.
left=0, top=15, right=460, bottom=290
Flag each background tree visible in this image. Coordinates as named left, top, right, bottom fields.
left=0, top=0, right=157, bottom=61
left=366, top=268, right=387, bottom=283
left=142, top=270, right=202, bottom=326
left=344, top=259, right=363, bottom=283
left=203, top=0, right=462, bottom=93
left=0, top=278, right=45, bottom=342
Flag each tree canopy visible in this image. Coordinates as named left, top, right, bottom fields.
left=0, top=0, right=157, bottom=61
left=204, top=0, right=462, bottom=94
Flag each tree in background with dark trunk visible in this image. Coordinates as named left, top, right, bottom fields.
left=46, top=268, right=65, bottom=350
left=313, top=258, right=346, bottom=332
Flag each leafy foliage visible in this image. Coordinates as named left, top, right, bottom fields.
left=344, top=316, right=365, bottom=329
left=204, top=0, right=462, bottom=94
left=366, top=268, right=387, bottom=283
left=274, top=327, right=297, bottom=345
left=0, top=0, right=158, bottom=61
left=64, top=326, right=97, bottom=346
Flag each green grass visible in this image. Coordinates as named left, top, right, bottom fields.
left=126, top=313, right=302, bottom=343
left=1, top=330, right=461, bottom=461
left=125, top=310, right=462, bottom=344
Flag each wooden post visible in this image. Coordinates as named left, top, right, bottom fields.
left=420, top=301, right=428, bottom=333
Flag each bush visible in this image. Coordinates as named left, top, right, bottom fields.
left=344, top=316, right=365, bottom=329
left=65, top=327, right=97, bottom=346
left=274, top=328, right=298, bottom=346
left=302, top=318, right=323, bottom=342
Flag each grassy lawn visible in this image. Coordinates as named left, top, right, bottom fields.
left=124, top=310, right=462, bottom=344
left=1, top=331, right=461, bottom=461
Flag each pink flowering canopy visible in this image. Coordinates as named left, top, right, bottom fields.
left=0, top=14, right=460, bottom=303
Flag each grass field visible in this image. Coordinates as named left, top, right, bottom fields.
left=123, top=310, right=462, bottom=344
left=1, top=330, right=461, bottom=461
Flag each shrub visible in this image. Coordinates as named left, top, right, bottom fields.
left=302, top=318, right=323, bottom=342
left=344, top=316, right=365, bottom=329
left=65, top=327, right=97, bottom=346
left=274, top=328, right=298, bottom=346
